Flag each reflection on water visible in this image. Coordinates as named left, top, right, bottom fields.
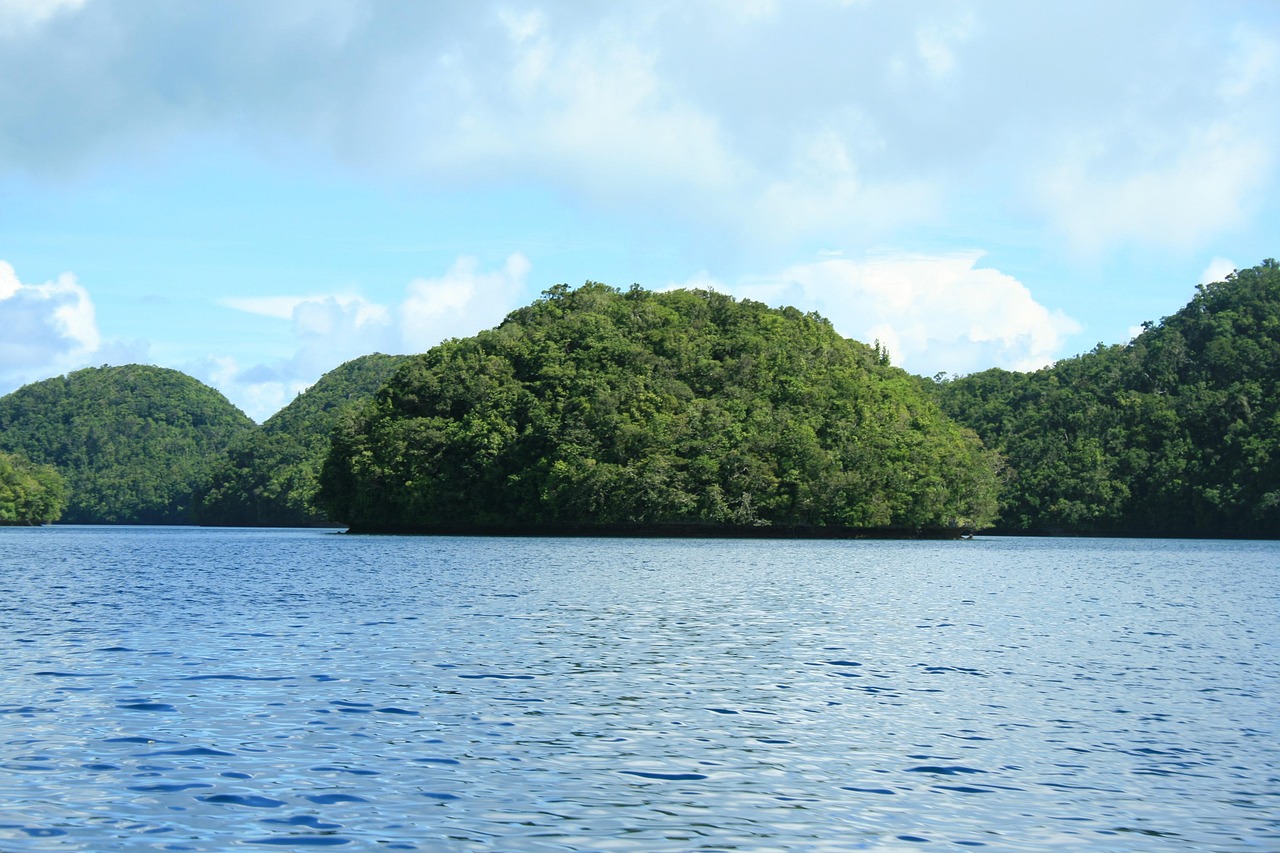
left=1, top=527, right=1277, bottom=850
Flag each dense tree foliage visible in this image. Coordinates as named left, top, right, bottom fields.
left=936, top=260, right=1280, bottom=537
left=197, top=353, right=409, bottom=526
left=0, top=450, right=66, bottom=524
left=319, top=283, right=1000, bottom=533
left=0, top=365, right=253, bottom=524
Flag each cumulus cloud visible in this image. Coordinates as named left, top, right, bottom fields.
left=686, top=253, right=1079, bottom=377
left=401, top=253, right=531, bottom=351
left=0, top=260, right=102, bottom=389
left=207, top=253, right=531, bottom=421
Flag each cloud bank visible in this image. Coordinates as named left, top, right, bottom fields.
left=2, top=2, right=1274, bottom=257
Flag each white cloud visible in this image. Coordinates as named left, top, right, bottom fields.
left=684, top=253, right=1079, bottom=377
left=218, top=295, right=309, bottom=320
left=1037, top=123, right=1270, bottom=252
left=0, top=0, right=86, bottom=37
left=209, top=254, right=531, bottom=421
left=401, top=253, right=530, bottom=351
left=0, top=260, right=102, bottom=389
left=1200, top=257, right=1237, bottom=285
left=915, top=10, right=975, bottom=79
left=3, top=3, right=1276, bottom=262
left=1220, top=26, right=1279, bottom=101
left=755, top=126, right=938, bottom=245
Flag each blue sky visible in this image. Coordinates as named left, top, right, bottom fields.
left=2, top=0, right=1278, bottom=421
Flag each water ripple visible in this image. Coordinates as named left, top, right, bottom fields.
left=0, top=527, right=1276, bottom=851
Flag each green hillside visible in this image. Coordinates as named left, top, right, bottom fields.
left=197, top=353, right=409, bottom=526
left=0, top=364, right=254, bottom=524
left=935, top=259, right=1280, bottom=537
left=318, top=283, right=1000, bottom=534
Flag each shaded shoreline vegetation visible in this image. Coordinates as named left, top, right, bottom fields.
left=0, top=261, right=1275, bottom=538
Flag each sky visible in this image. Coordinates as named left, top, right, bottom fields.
left=1, top=1, right=1278, bottom=422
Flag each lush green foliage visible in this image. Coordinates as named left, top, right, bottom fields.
left=0, top=450, right=66, bottom=524
left=319, top=283, right=1000, bottom=532
left=197, top=353, right=409, bottom=526
left=936, top=260, right=1280, bottom=537
left=0, top=365, right=253, bottom=524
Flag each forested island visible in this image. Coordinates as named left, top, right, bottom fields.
left=0, top=365, right=253, bottom=524
left=317, top=284, right=999, bottom=534
left=0, top=260, right=1276, bottom=537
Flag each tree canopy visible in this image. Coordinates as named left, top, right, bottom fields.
left=935, top=259, right=1280, bottom=537
left=0, top=450, right=66, bottom=525
left=197, top=353, right=409, bottom=526
left=318, top=283, right=1000, bottom=534
left=0, top=364, right=254, bottom=524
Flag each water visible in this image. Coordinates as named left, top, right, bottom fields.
left=0, top=527, right=1276, bottom=851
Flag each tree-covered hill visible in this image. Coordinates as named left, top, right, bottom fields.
left=935, top=260, right=1280, bottom=537
left=0, top=450, right=66, bottom=524
left=197, top=353, right=409, bottom=527
left=318, top=283, right=1000, bottom=534
left=0, top=365, right=254, bottom=524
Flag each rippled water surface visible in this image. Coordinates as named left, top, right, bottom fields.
left=0, top=527, right=1276, bottom=851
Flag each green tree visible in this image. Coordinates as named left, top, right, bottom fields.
left=0, top=450, right=66, bottom=524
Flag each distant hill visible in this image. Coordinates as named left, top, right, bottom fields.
left=935, top=259, right=1280, bottom=537
left=197, top=353, right=409, bottom=527
left=0, top=449, right=66, bottom=525
left=0, top=364, right=253, bottom=524
left=318, top=283, right=1001, bottom=534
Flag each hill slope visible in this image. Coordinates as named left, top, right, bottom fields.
left=935, top=259, right=1280, bottom=537
left=319, top=283, right=1000, bottom=534
left=197, top=353, right=409, bottom=526
left=0, top=364, right=254, bottom=524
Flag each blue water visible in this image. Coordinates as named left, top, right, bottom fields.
left=0, top=527, right=1276, bottom=851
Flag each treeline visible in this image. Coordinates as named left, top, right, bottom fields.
left=0, top=263, right=1276, bottom=537
left=935, top=259, right=1280, bottom=537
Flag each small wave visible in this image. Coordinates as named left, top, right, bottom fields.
left=32, top=671, right=105, bottom=677
left=199, top=794, right=286, bottom=808
left=146, top=747, right=235, bottom=757
left=182, top=674, right=293, bottom=682
left=262, top=816, right=343, bottom=830
left=621, top=771, right=708, bottom=781
left=246, top=837, right=351, bottom=846
left=305, top=793, right=368, bottom=805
